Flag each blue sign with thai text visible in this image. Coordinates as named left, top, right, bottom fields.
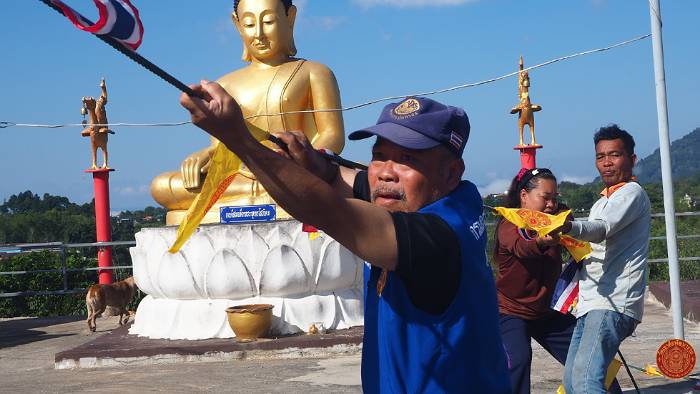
left=220, top=205, right=277, bottom=224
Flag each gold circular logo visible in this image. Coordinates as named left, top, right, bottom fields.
left=516, top=209, right=552, bottom=228
left=393, top=98, right=421, bottom=117
left=656, top=339, right=696, bottom=379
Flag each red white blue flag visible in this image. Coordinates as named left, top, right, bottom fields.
left=551, top=258, right=580, bottom=314
left=51, top=0, right=144, bottom=50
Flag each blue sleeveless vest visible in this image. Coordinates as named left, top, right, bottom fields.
left=362, top=181, right=511, bottom=393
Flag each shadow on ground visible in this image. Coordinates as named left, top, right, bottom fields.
left=623, top=379, right=698, bottom=393
left=0, top=316, right=82, bottom=348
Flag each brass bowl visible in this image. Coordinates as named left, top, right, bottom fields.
left=225, top=304, right=273, bottom=342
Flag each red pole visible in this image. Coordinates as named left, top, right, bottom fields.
left=514, top=144, right=543, bottom=170
left=85, top=168, right=115, bottom=284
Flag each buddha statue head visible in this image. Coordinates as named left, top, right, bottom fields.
left=232, top=0, right=297, bottom=63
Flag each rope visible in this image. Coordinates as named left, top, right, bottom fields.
left=243, top=34, right=651, bottom=120
left=0, top=121, right=191, bottom=129
left=1, top=34, right=650, bottom=129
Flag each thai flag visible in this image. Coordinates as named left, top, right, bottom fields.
left=51, top=0, right=144, bottom=50
left=449, top=131, right=464, bottom=150
left=551, top=258, right=580, bottom=314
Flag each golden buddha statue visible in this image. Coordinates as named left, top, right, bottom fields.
left=151, top=0, right=345, bottom=225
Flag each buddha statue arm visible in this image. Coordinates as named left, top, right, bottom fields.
left=307, top=64, right=345, bottom=154
left=181, top=82, right=398, bottom=270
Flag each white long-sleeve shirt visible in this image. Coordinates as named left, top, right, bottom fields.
left=568, top=182, right=651, bottom=321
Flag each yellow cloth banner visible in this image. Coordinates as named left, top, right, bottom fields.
left=493, top=207, right=592, bottom=262
left=604, top=358, right=623, bottom=389
left=560, top=234, right=593, bottom=262
left=493, top=207, right=569, bottom=237
left=556, top=358, right=621, bottom=393
left=644, top=364, right=663, bottom=377
left=168, top=123, right=269, bottom=253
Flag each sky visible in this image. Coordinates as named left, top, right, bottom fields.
left=1, top=0, right=699, bottom=211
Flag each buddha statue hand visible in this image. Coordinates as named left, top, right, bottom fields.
left=181, top=146, right=213, bottom=191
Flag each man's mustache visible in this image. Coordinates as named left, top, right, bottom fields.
left=371, top=185, right=407, bottom=202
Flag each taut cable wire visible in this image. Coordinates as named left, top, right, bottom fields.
left=1, top=34, right=651, bottom=129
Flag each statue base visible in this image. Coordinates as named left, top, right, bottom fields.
left=165, top=197, right=292, bottom=226
left=128, top=220, right=364, bottom=340
left=513, top=144, right=543, bottom=170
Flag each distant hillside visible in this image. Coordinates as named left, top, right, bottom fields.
left=635, top=127, right=700, bottom=184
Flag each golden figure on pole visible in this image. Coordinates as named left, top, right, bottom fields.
left=511, top=56, right=542, bottom=147
left=81, top=78, right=114, bottom=169
left=150, top=0, right=346, bottom=225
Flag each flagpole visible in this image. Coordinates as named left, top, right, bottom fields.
left=649, top=0, right=684, bottom=340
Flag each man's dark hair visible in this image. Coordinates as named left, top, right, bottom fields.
left=234, top=0, right=293, bottom=17
left=594, top=124, right=635, bottom=155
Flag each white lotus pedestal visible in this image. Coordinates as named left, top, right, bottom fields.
left=128, top=220, right=364, bottom=340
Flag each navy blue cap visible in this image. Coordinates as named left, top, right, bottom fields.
left=349, top=97, right=470, bottom=156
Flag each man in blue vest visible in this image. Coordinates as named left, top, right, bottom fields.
left=180, top=81, right=511, bottom=393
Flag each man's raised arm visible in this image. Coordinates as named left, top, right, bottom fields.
left=272, top=130, right=358, bottom=198
left=180, top=81, right=397, bottom=270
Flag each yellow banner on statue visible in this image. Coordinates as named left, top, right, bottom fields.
left=168, top=123, right=270, bottom=253
left=493, top=207, right=592, bottom=262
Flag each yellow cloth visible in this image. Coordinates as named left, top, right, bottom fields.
left=605, top=358, right=622, bottom=389
left=309, top=232, right=321, bottom=241
left=169, top=123, right=269, bottom=253
left=644, top=364, right=663, bottom=377
left=493, top=207, right=569, bottom=238
left=556, top=358, right=622, bottom=393
left=493, top=207, right=592, bottom=262
left=560, top=234, right=593, bottom=263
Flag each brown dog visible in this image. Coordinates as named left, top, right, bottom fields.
left=86, top=276, right=137, bottom=332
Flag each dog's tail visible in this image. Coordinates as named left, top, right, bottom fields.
left=86, top=285, right=104, bottom=317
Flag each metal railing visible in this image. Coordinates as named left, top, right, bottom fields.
left=1, top=210, right=698, bottom=298
left=0, top=240, right=135, bottom=298
left=647, top=211, right=699, bottom=265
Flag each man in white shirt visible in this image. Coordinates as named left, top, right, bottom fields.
left=560, top=125, right=651, bottom=394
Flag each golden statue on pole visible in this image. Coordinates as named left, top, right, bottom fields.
left=150, top=0, right=346, bottom=225
left=81, top=78, right=114, bottom=169
left=511, top=56, right=542, bottom=147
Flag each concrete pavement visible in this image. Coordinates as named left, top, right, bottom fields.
left=1, top=293, right=698, bottom=393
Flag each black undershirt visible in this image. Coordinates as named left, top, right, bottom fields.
left=353, top=171, right=461, bottom=315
